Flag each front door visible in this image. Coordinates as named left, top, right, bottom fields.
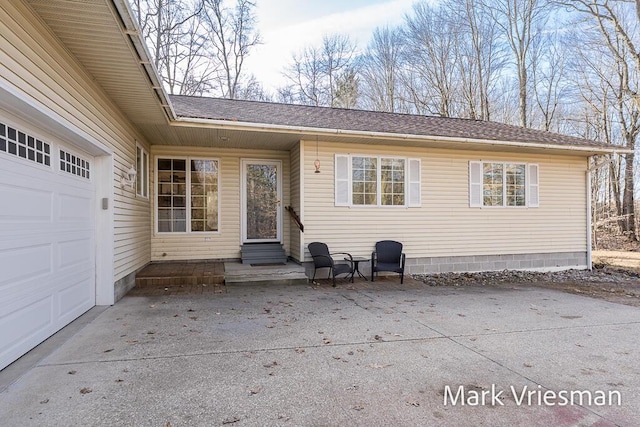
left=241, top=159, right=282, bottom=243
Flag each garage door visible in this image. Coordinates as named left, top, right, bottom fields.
left=0, top=120, right=96, bottom=370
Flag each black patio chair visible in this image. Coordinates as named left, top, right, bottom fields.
left=308, top=242, right=354, bottom=287
left=371, top=240, right=406, bottom=284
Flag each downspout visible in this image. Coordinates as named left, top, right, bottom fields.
left=299, top=140, right=305, bottom=263
left=586, top=157, right=593, bottom=271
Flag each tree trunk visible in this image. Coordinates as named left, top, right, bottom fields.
left=622, top=152, right=637, bottom=240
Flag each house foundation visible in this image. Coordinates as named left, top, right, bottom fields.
left=405, top=252, right=588, bottom=274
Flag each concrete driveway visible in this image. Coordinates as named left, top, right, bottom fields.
left=1, top=280, right=639, bottom=426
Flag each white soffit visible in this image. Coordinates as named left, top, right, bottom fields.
left=26, top=0, right=169, bottom=127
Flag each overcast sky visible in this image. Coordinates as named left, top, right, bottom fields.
left=244, top=0, right=417, bottom=93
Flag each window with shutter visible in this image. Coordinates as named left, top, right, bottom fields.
left=334, top=154, right=421, bottom=207
left=469, top=161, right=539, bottom=208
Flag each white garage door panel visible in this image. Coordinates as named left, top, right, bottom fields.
left=0, top=244, right=52, bottom=288
left=0, top=183, right=52, bottom=222
left=0, top=295, right=53, bottom=367
left=59, top=237, right=93, bottom=269
left=58, top=277, right=93, bottom=323
left=0, top=124, right=96, bottom=370
left=59, top=193, right=93, bottom=221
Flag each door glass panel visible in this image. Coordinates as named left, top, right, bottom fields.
left=246, top=164, right=278, bottom=240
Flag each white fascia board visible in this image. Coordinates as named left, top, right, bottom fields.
left=172, top=116, right=628, bottom=156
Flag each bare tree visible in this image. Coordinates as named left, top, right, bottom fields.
left=484, top=0, right=550, bottom=127
left=402, top=1, right=461, bottom=117
left=359, top=26, right=405, bottom=112
left=282, top=34, right=356, bottom=106
left=235, top=75, right=272, bottom=101
left=202, top=0, right=261, bottom=99
left=132, top=0, right=260, bottom=98
left=275, top=85, right=297, bottom=104
left=321, top=35, right=357, bottom=106
left=446, top=0, right=506, bottom=120
left=132, top=0, right=214, bottom=95
left=563, top=0, right=640, bottom=239
left=283, top=45, right=325, bottom=106
left=531, top=31, right=570, bottom=131
left=333, top=67, right=360, bottom=109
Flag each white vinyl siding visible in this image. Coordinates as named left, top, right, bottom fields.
left=306, top=141, right=586, bottom=259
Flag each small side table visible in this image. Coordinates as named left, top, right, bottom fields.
left=346, top=256, right=370, bottom=281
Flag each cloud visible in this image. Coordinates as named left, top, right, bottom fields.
left=245, top=0, right=415, bottom=93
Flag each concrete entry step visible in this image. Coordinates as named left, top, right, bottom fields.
left=240, top=243, right=287, bottom=265
left=224, top=261, right=308, bottom=286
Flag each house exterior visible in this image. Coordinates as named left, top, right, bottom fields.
left=0, top=0, right=626, bottom=370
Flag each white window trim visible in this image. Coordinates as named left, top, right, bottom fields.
left=136, top=143, right=149, bottom=199
left=335, top=154, right=421, bottom=208
left=155, top=155, right=221, bottom=234
left=469, top=160, right=539, bottom=208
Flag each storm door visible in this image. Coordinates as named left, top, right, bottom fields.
left=241, top=159, right=282, bottom=243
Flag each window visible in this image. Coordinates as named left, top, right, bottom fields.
left=0, top=122, right=50, bottom=166
left=469, top=161, right=538, bottom=208
left=352, top=156, right=378, bottom=205
left=381, top=158, right=405, bottom=206
left=60, top=149, right=90, bottom=180
left=335, top=154, right=421, bottom=207
left=136, top=144, right=149, bottom=198
left=157, top=157, right=219, bottom=233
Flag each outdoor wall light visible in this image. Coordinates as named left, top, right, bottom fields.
left=120, top=164, right=137, bottom=189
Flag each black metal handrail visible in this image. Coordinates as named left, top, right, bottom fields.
left=285, top=205, right=304, bottom=232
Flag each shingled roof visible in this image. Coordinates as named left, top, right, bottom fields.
left=170, top=95, right=610, bottom=150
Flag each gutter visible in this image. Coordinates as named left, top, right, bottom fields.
left=173, top=117, right=630, bottom=155
left=111, top=0, right=177, bottom=122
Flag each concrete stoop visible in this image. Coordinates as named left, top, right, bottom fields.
left=224, top=261, right=308, bottom=286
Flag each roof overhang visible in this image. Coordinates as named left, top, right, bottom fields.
left=26, top=0, right=174, bottom=131
left=165, top=117, right=629, bottom=157
left=25, top=0, right=629, bottom=158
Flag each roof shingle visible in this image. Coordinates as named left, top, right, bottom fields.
left=170, top=95, right=611, bottom=149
